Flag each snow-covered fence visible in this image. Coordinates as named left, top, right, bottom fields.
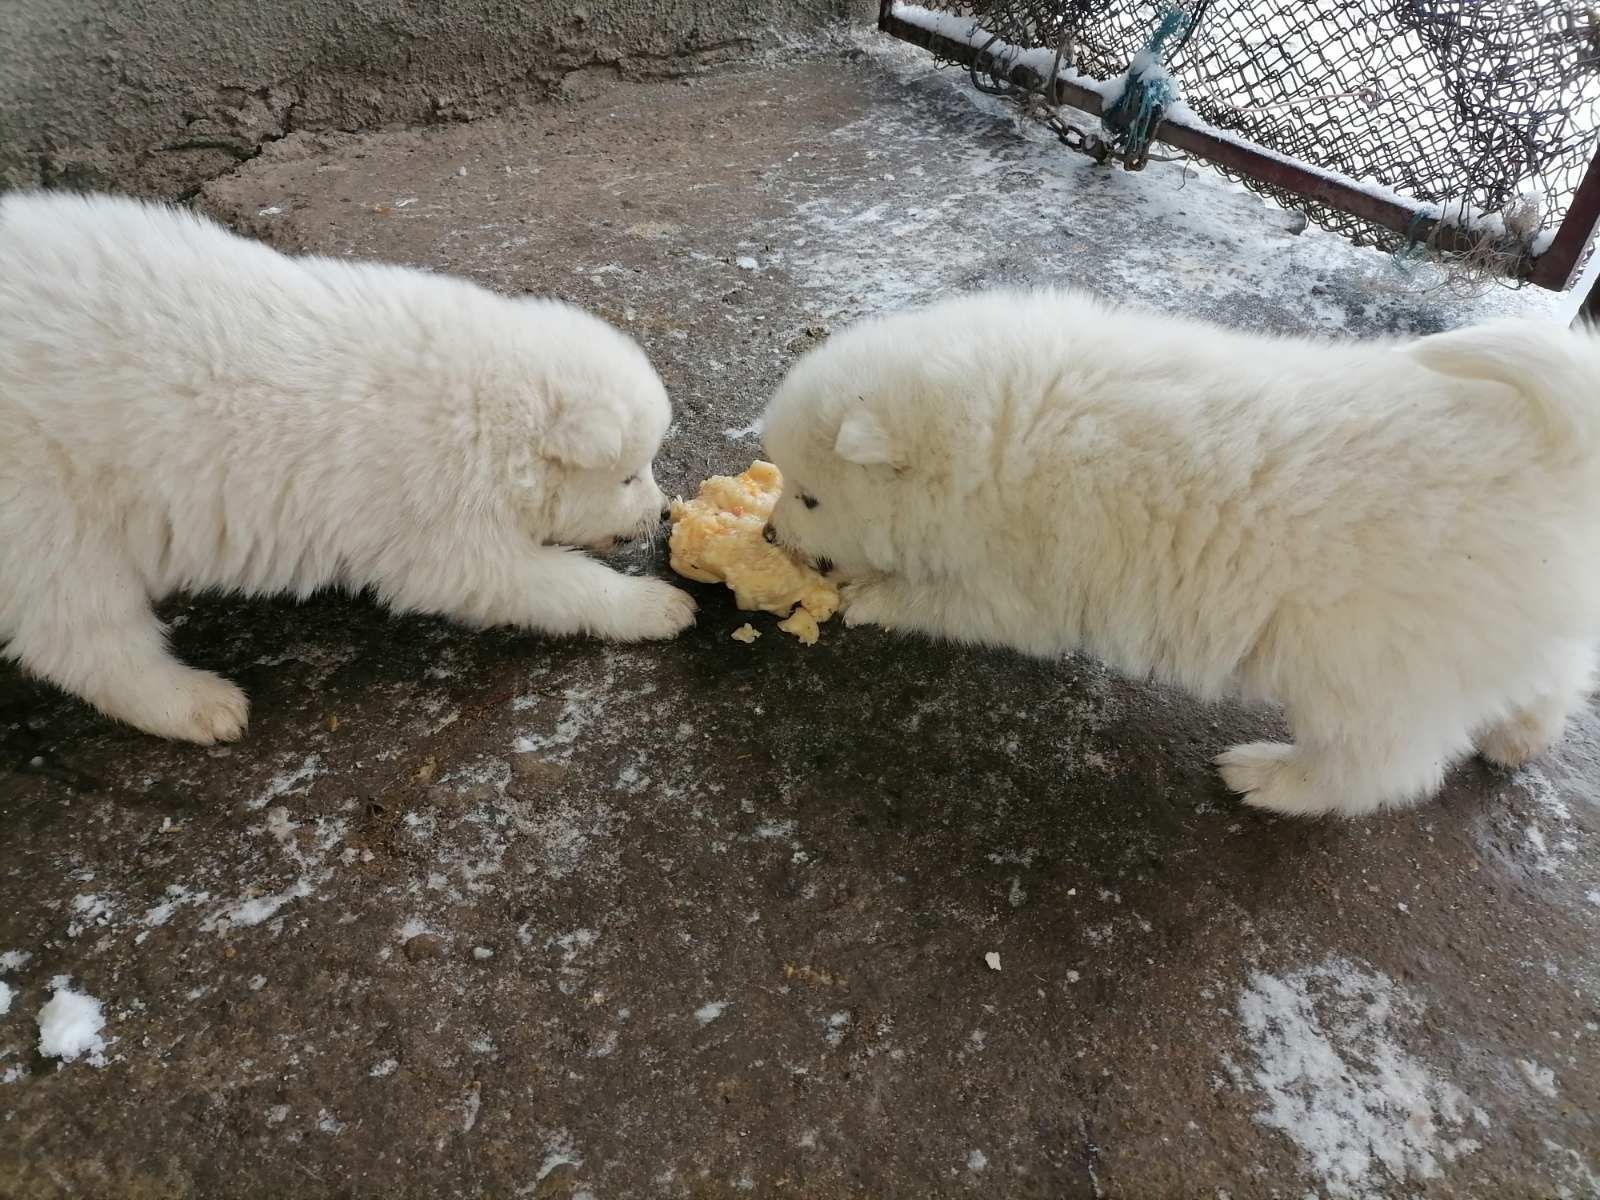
left=879, top=1, right=1600, bottom=300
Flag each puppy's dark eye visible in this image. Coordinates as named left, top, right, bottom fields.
left=801, top=493, right=819, bottom=509
left=623, top=474, right=638, bottom=486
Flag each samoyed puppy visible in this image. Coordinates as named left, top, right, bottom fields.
left=0, top=192, right=695, bottom=743
left=761, top=288, right=1600, bottom=817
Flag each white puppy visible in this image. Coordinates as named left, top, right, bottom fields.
left=761, top=288, right=1600, bottom=817
left=0, top=192, right=695, bottom=743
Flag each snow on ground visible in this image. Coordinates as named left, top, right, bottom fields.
left=779, top=25, right=1562, bottom=335
left=36, top=981, right=108, bottom=1066
left=1228, top=955, right=1487, bottom=1199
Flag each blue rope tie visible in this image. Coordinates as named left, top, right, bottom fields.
left=1390, top=209, right=1433, bottom=274
left=1101, top=6, right=1193, bottom=164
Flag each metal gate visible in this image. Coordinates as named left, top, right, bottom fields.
left=879, top=1, right=1600, bottom=310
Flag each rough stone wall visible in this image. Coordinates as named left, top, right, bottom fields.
left=0, top=0, right=864, bottom=197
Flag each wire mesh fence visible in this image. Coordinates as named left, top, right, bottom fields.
left=897, top=1, right=1600, bottom=274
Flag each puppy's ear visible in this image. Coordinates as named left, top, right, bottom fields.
left=834, top=407, right=903, bottom=470
left=542, top=400, right=623, bottom=470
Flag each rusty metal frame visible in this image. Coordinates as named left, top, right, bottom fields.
left=877, top=0, right=1600, bottom=304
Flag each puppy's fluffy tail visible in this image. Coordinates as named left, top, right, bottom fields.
left=1407, top=318, right=1600, bottom=457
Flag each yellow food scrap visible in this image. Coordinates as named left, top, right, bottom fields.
left=731, top=623, right=760, bottom=644
left=776, top=608, right=820, bottom=646
left=669, top=460, right=839, bottom=643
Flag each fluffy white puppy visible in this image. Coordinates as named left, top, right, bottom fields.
left=0, top=192, right=695, bottom=743
left=761, top=288, right=1600, bottom=817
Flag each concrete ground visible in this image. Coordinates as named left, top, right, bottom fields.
left=3, top=34, right=1598, bottom=1200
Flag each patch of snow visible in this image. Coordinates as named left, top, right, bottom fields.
left=967, top=1149, right=989, bottom=1172
left=511, top=659, right=645, bottom=761
left=1512, top=766, right=1579, bottom=876
left=543, top=928, right=600, bottom=995
left=535, top=1130, right=584, bottom=1183
left=249, top=755, right=323, bottom=810
left=695, top=1000, right=730, bottom=1025
left=71, top=893, right=112, bottom=920
left=513, top=789, right=622, bottom=884
left=203, top=879, right=314, bottom=931
left=735, top=255, right=760, bottom=270
left=403, top=810, right=436, bottom=842
left=37, top=983, right=108, bottom=1065
left=201, top=805, right=345, bottom=933
left=1517, top=1058, right=1560, bottom=1099
left=823, top=1010, right=851, bottom=1047
left=550, top=928, right=597, bottom=962
left=614, top=762, right=649, bottom=794
left=370, top=1058, right=399, bottom=1078
left=1519, top=766, right=1573, bottom=822
left=1526, top=824, right=1553, bottom=870
left=0, top=981, right=12, bottom=1016
left=890, top=6, right=1142, bottom=104
left=1542, top=1138, right=1600, bottom=1198
left=142, top=884, right=210, bottom=928
left=1232, top=956, right=1482, bottom=1198
left=67, top=893, right=113, bottom=937
left=721, top=417, right=763, bottom=442
left=987, top=848, right=1037, bottom=867
left=0, top=950, right=31, bottom=972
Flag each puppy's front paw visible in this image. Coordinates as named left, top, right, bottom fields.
left=1215, top=741, right=1326, bottom=817
left=608, top=578, right=698, bottom=641
left=133, top=668, right=251, bottom=745
left=1474, top=714, right=1556, bottom=770
left=840, top=579, right=902, bottom=630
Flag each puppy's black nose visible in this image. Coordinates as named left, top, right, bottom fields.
left=762, top=523, right=778, bottom=545
left=660, top=504, right=671, bottom=521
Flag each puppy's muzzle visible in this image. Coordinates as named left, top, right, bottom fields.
left=763, top=522, right=833, bottom=575
left=606, top=506, right=672, bottom=551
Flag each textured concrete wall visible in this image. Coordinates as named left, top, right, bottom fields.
left=0, top=0, right=860, bottom=197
